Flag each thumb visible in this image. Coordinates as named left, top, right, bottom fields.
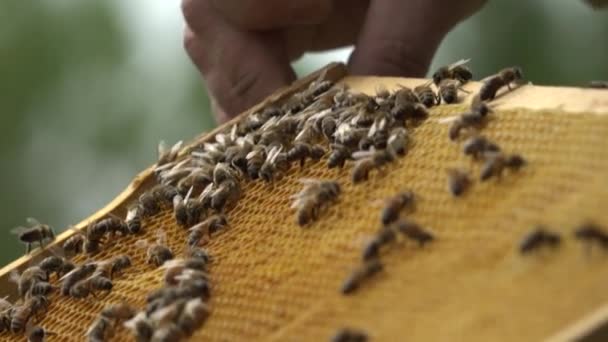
left=348, top=0, right=486, bottom=77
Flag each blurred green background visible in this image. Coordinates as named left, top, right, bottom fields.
left=1, top=1, right=607, bottom=265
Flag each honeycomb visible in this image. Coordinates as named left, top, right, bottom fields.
left=2, top=74, right=608, bottom=342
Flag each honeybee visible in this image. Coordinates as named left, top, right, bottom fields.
left=432, top=58, right=473, bottom=86
left=519, top=227, right=561, bottom=254
left=259, top=145, right=290, bottom=182
left=59, top=262, right=97, bottom=296
left=331, top=328, right=368, bottom=342
left=86, top=316, right=114, bottom=342
left=341, top=259, right=383, bottom=295
left=351, top=149, right=395, bottom=184
left=391, top=101, right=429, bottom=125
left=157, top=140, right=183, bottom=167
left=387, top=127, right=409, bottom=156
left=163, top=261, right=209, bottom=286
left=136, top=230, right=174, bottom=267
left=447, top=168, right=471, bottom=197
left=173, top=187, right=191, bottom=227
left=381, top=191, right=415, bottom=225
left=11, top=218, right=55, bottom=254
left=327, top=144, right=351, bottom=169
left=94, top=255, right=132, bottom=279
left=246, top=145, right=266, bottom=179
left=27, top=325, right=56, bottom=342
left=479, top=66, right=523, bottom=101
left=176, top=166, right=214, bottom=195
left=362, top=227, right=396, bottom=261
left=224, top=136, right=255, bottom=174
left=70, top=275, right=113, bottom=298
left=90, top=215, right=129, bottom=240
left=186, top=247, right=212, bottom=263
left=210, top=179, right=241, bottom=213
left=333, top=122, right=368, bottom=147
left=123, top=312, right=154, bottom=342
left=152, top=323, right=185, bottom=342
left=84, top=238, right=101, bottom=255
left=10, top=295, right=49, bottom=333
left=479, top=151, right=526, bottom=181
left=414, top=81, right=437, bottom=108
left=438, top=79, right=469, bottom=104
left=0, top=298, right=12, bottom=333
left=100, top=302, right=136, bottom=323
left=286, top=143, right=325, bottom=167
left=366, top=115, right=392, bottom=149
left=462, top=135, right=500, bottom=160
left=188, top=215, right=228, bottom=247
left=448, top=101, right=492, bottom=141
left=138, top=189, right=161, bottom=217
left=321, top=116, right=338, bottom=141
left=28, top=281, right=56, bottom=298
left=291, top=179, right=341, bottom=226
left=10, top=266, right=47, bottom=299
left=573, top=223, right=608, bottom=250
left=589, top=80, right=608, bottom=88
left=393, top=85, right=419, bottom=105
left=177, top=298, right=211, bottom=337
left=394, top=219, right=434, bottom=246
left=39, top=254, right=72, bottom=279
left=126, top=205, right=142, bottom=234
left=63, top=229, right=86, bottom=255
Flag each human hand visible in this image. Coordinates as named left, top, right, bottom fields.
left=182, top=0, right=487, bottom=122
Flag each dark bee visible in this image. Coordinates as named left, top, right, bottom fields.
left=89, top=215, right=128, bottom=240
left=328, top=144, right=351, bottom=169
left=138, top=189, right=161, bottom=217
left=136, top=230, right=174, bottom=267
left=341, top=259, right=383, bottom=295
left=432, top=58, right=473, bottom=86
left=448, top=101, right=491, bottom=141
left=210, top=179, right=241, bottom=212
left=187, top=247, right=212, bottom=263
left=188, top=215, right=228, bottom=247
left=177, top=298, right=211, bottom=337
left=10, top=295, right=49, bottom=333
left=38, top=255, right=65, bottom=279
left=11, top=266, right=47, bottom=299
left=574, top=223, right=608, bottom=250
left=381, top=191, right=415, bottom=225
left=479, top=66, right=523, bottom=101
left=391, top=102, right=428, bottom=125
left=126, top=206, right=142, bottom=234
left=11, top=218, right=55, bottom=254
left=414, top=82, right=437, bottom=108
left=462, top=135, right=500, bottom=160
left=157, top=140, right=183, bottom=167
left=480, top=152, right=526, bottom=181
left=321, top=116, right=337, bottom=141
left=351, top=150, right=395, bottom=184
left=84, top=238, right=101, bottom=255
left=362, top=227, right=396, bottom=261
left=438, top=79, right=469, bottom=104
left=100, top=302, right=136, bottom=323
left=292, top=179, right=341, bottom=226
left=27, top=325, right=56, bottom=342
left=124, top=313, right=154, bottom=342
left=29, top=281, right=56, bottom=298
left=173, top=189, right=190, bottom=227
left=60, top=262, right=97, bottom=296
left=246, top=145, right=266, bottom=179
left=63, top=232, right=85, bottom=255
left=589, top=80, right=608, bottom=88
left=86, top=316, right=114, bottom=342
left=259, top=146, right=290, bottom=182
left=447, top=168, right=471, bottom=197
left=331, top=328, right=369, bottom=342
left=94, top=255, right=132, bottom=279
left=387, top=127, right=409, bottom=156
left=70, top=275, right=113, bottom=298
left=395, top=219, right=434, bottom=246
left=519, top=227, right=561, bottom=254
left=287, top=143, right=325, bottom=167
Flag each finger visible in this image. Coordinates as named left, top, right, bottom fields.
left=211, top=0, right=333, bottom=30
left=182, top=0, right=296, bottom=119
left=349, top=0, right=486, bottom=77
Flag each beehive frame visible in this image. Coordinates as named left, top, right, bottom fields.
left=0, top=64, right=608, bottom=340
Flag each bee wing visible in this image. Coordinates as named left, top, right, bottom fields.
left=266, top=145, right=283, bottom=163
left=158, top=140, right=169, bottom=156
left=123, top=312, right=147, bottom=331
left=160, top=258, right=185, bottom=269
left=437, top=115, right=461, bottom=124
left=184, top=186, right=194, bottom=203
left=59, top=266, right=83, bottom=282
left=229, top=124, right=238, bottom=141
left=26, top=217, right=41, bottom=226
left=9, top=270, right=20, bottom=284
left=447, top=58, right=471, bottom=71
left=198, top=183, right=214, bottom=201
left=297, top=178, right=322, bottom=186
left=10, top=226, right=30, bottom=235
left=126, top=206, right=139, bottom=221
left=352, top=149, right=377, bottom=160
left=170, top=140, right=183, bottom=156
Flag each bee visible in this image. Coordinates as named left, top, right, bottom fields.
left=39, top=254, right=71, bottom=279
left=152, top=323, right=184, bottom=342
left=362, top=227, right=396, bottom=261
left=447, top=168, right=471, bottom=197
left=10, top=266, right=47, bottom=299
left=321, top=116, right=338, bottom=141
left=138, top=189, right=161, bottom=217
left=136, top=230, right=174, bottom=267
left=391, top=101, right=429, bottom=125
left=309, top=71, right=334, bottom=97
left=10, top=295, right=49, bottom=333
left=157, top=140, right=183, bottom=167
left=381, top=191, right=415, bottom=225
left=438, top=79, right=469, bottom=104
left=0, top=297, right=12, bottom=333
left=27, top=326, right=56, bottom=342
left=331, top=328, right=369, bottom=342
left=100, top=302, right=136, bottom=323
left=448, top=101, right=492, bottom=141
left=395, top=219, right=434, bottom=246
left=259, top=145, right=290, bottom=182
left=28, top=281, right=56, bottom=298
left=88, top=215, right=128, bottom=240
left=333, top=123, right=368, bottom=147
left=210, top=179, right=241, bottom=212
left=186, top=247, right=212, bottom=263
left=187, top=215, right=228, bottom=247
left=414, top=81, right=437, bottom=107
left=11, top=218, right=55, bottom=254
left=366, top=115, right=392, bottom=149
left=84, top=238, right=101, bottom=255
left=292, top=179, right=341, bottom=226
left=59, top=262, right=97, bottom=296
left=589, top=80, right=608, bottom=88
left=351, top=149, right=395, bottom=184
left=573, top=223, right=608, bottom=250
left=124, top=312, right=154, bottom=342
left=126, top=205, right=142, bottom=234
left=176, top=166, right=214, bottom=195
left=173, top=187, right=192, bottom=227
left=462, top=135, right=500, bottom=160
left=246, top=145, right=266, bottom=179
left=432, top=58, right=473, bottom=86
left=63, top=230, right=85, bottom=255
left=70, top=275, right=113, bottom=298
left=86, top=316, right=114, bottom=342
left=213, top=162, right=239, bottom=185
left=479, top=66, right=523, bottom=101
left=519, top=227, right=561, bottom=254
left=327, top=144, right=351, bottom=169
left=286, top=143, right=326, bottom=167
left=163, top=259, right=209, bottom=286
left=94, top=255, right=132, bottom=279
left=177, top=298, right=211, bottom=337
left=387, top=127, right=409, bottom=156
left=341, top=259, right=383, bottom=295
left=479, top=151, right=526, bottom=181
left=393, top=85, right=419, bottom=105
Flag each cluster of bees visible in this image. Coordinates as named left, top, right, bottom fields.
left=3, top=59, right=606, bottom=341
left=519, top=223, right=608, bottom=254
